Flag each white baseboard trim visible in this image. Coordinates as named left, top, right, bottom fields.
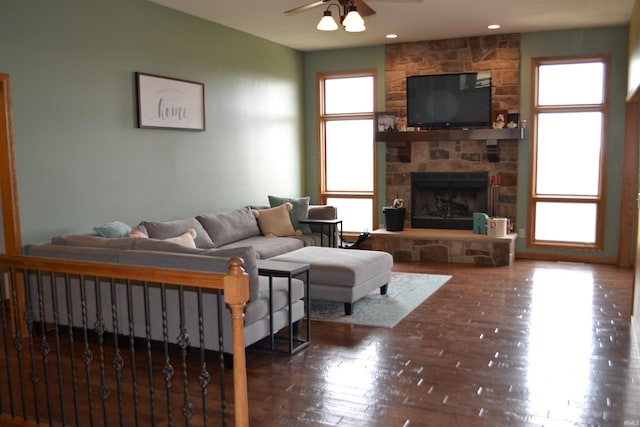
left=632, top=316, right=640, bottom=358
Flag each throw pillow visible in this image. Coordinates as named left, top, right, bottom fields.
left=140, top=217, right=214, bottom=248
left=162, top=228, right=197, bottom=248
left=268, top=195, right=311, bottom=234
left=93, top=221, right=132, bottom=238
left=129, top=229, right=149, bottom=239
left=252, top=203, right=300, bottom=237
left=196, top=207, right=260, bottom=247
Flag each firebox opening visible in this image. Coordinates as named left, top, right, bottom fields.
left=411, top=172, right=489, bottom=230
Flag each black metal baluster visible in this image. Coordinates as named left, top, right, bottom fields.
left=79, top=274, right=95, bottom=427
left=48, top=272, right=67, bottom=426
left=92, top=276, right=110, bottom=426
left=177, top=286, right=192, bottom=426
left=23, top=270, right=39, bottom=423
left=216, top=290, right=226, bottom=427
left=160, top=283, right=174, bottom=426
left=36, top=271, right=53, bottom=424
left=10, top=268, right=26, bottom=419
left=126, top=280, right=140, bottom=427
left=110, top=279, right=125, bottom=426
left=143, top=282, right=157, bottom=427
left=197, top=288, right=210, bottom=427
left=63, top=273, right=80, bottom=426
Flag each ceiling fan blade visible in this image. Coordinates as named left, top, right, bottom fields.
left=284, top=0, right=330, bottom=14
left=354, top=0, right=376, bottom=16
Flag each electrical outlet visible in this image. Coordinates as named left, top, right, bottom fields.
left=518, top=228, right=525, bottom=238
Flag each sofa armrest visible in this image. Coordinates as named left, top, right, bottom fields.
left=307, top=205, right=337, bottom=221
left=306, top=205, right=338, bottom=243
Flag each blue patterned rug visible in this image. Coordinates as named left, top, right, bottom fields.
left=309, top=272, right=451, bottom=328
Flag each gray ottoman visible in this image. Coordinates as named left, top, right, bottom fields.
left=268, top=247, right=393, bottom=315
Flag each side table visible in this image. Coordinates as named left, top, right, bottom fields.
left=256, top=259, right=310, bottom=355
left=299, top=218, right=343, bottom=248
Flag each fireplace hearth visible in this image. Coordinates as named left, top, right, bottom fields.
left=411, top=172, right=489, bottom=230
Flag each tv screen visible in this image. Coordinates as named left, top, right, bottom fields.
left=406, top=72, right=492, bottom=129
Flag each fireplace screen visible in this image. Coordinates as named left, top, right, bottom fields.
left=411, top=172, right=488, bottom=229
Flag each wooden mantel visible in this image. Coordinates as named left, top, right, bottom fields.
left=376, top=128, right=524, bottom=162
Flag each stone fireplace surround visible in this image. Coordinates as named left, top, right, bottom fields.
left=370, top=34, right=521, bottom=265
left=383, top=34, right=521, bottom=228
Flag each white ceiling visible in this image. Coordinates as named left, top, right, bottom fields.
left=148, top=0, right=635, bottom=52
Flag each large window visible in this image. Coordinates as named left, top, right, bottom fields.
left=529, top=56, right=608, bottom=250
left=318, top=71, right=376, bottom=233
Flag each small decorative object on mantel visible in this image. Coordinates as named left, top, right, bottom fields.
left=395, top=116, right=408, bottom=131
left=492, top=110, right=507, bottom=129
left=507, top=113, right=520, bottom=127
left=375, top=112, right=397, bottom=132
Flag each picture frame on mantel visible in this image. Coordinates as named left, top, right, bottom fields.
left=376, top=112, right=397, bottom=132
left=492, top=109, right=508, bottom=129
left=135, top=72, right=205, bottom=131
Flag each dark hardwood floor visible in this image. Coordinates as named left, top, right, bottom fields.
left=244, top=260, right=640, bottom=426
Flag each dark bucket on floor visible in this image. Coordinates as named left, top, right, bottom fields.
left=383, top=207, right=405, bottom=231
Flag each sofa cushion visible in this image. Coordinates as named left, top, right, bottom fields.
left=252, top=203, right=299, bottom=237
left=217, top=235, right=304, bottom=259
left=131, top=240, right=259, bottom=301
left=268, top=195, right=312, bottom=235
left=140, top=218, right=214, bottom=248
left=51, top=234, right=139, bottom=249
left=197, top=207, right=260, bottom=247
left=162, top=228, right=196, bottom=248
left=93, top=221, right=132, bottom=238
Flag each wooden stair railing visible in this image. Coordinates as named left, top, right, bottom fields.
left=0, top=254, right=251, bottom=427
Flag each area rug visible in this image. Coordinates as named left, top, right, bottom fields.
left=309, top=272, right=451, bottom=328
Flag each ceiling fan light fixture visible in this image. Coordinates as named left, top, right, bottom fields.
left=342, top=5, right=364, bottom=28
left=317, top=10, right=339, bottom=31
left=344, top=21, right=366, bottom=32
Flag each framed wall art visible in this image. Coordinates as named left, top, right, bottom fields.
left=135, top=72, right=205, bottom=131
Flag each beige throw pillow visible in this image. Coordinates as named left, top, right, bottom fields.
left=252, top=203, right=300, bottom=237
left=163, top=228, right=197, bottom=248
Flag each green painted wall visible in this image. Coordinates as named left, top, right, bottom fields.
left=303, top=46, right=387, bottom=226
left=0, top=0, right=304, bottom=244
left=518, top=26, right=629, bottom=259
left=305, top=28, right=629, bottom=259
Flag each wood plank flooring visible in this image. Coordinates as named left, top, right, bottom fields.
left=245, top=260, right=640, bottom=426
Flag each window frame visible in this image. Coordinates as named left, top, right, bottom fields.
left=317, top=69, right=378, bottom=234
left=527, top=55, right=609, bottom=251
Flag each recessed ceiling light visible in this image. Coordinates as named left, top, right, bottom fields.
left=488, top=24, right=501, bottom=30
left=386, top=34, right=398, bottom=39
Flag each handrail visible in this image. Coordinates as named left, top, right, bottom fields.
left=0, top=254, right=251, bottom=426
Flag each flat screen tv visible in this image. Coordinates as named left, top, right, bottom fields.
left=406, top=72, right=492, bottom=129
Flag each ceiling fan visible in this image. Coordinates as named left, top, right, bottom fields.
left=284, top=0, right=422, bottom=16
left=285, top=0, right=376, bottom=17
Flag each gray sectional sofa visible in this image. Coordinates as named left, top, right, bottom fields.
left=24, top=203, right=337, bottom=354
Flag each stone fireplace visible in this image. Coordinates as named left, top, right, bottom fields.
left=383, top=34, right=521, bottom=231
left=411, top=171, right=488, bottom=229
left=370, top=35, right=521, bottom=265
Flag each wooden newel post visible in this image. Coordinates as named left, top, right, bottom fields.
left=224, top=257, right=250, bottom=427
